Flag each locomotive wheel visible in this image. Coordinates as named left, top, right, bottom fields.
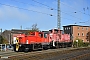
left=43, top=45, right=48, bottom=50
left=56, top=45, right=59, bottom=49
left=24, top=48, right=29, bottom=52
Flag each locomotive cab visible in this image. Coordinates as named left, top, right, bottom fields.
left=48, top=29, right=61, bottom=48
left=13, top=31, right=49, bottom=52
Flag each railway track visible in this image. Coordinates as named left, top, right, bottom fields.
left=0, top=47, right=90, bottom=60
left=53, top=48, right=90, bottom=60
left=0, top=47, right=71, bottom=58
left=0, top=52, right=26, bottom=58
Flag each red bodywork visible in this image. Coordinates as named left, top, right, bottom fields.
left=48, top=29, right=71, bottom=43
left=16, top=32, right=49, bottom=44
left=13, top=29, right=72, bottom=52
left=15, top=29, right=71, bottom=45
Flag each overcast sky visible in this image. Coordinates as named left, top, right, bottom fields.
left=0, top=0, right=90, bottom=31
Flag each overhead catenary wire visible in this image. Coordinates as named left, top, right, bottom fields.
left=31, top=0, right=90, bottom=21
left=19, top=0, right=90, bottom=25
left=87, top=7, right=89, bottom=15
left=10, top=0, right=52, bottom=10
left=8, top=0, right=82, bottom=21
left=0, top=2, right=80, bottom=22
left=33, top=0, right=90, bottom=16
left=83, top=0, right=85, bottom=14
left=9, top=0, right=86, bottom=21
left=62, top=1, right=90, bottom=16
left=32, top=0, right=90, bottom=16
left=31, top=0, right=87, bottom=21
left=31, top=0, right=54, bottom=10
left=85, top=0, right=90, bottom=18
left=61, top=11, right=82, bottom=20
left=55, top=0, right=90, bottom=16
left=0, top=1, right=88, bottom=24
left=32, top=0, right=84, bottom=27
left=0, top=3, right=53, bottom=16
left=32, top=0, right=57, bottom=11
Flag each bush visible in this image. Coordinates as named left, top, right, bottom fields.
left=0, top=35, right=8, bottom=44
left=73, top=38, right=83, bottom=47
left=82, top=43, right=89, bottom=47
left=73, top=38, right=89, bottom=47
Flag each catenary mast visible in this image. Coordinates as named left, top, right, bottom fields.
left=57, top=0, right=61, bottom=29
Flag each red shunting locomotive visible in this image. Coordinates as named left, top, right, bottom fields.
left=13, top=29, right=72, bottom=52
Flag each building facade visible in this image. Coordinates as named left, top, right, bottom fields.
left=2, top=29, right=32, bottom=44
left=63, top=25, right=90, bottom=42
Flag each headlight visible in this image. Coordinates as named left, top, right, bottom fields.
left=19, top=44, right=22, bottom=47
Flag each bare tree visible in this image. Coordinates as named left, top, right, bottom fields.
left=31, top=23, right=39, bottom=31
left=25, top=23, right=39, bottom=35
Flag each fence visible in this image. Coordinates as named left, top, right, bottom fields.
left=0, top=44, right=13, bottom=51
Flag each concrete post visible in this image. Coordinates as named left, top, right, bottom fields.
left=76, top=40, right=78, bottom=47
left=1, top=44, right=2, bottom=51
left=5, top=44, right=6, bottom=51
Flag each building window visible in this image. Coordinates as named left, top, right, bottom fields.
left=69, top=27, right=70, bottom=29
left=86, top=33, right=88, bottom=37
left=78, top=32, right=80, bottom=36
left=65, top=28, right=66, bottom=30
left=82, top=27, right=84, bottom=30
left=67, top=27, right=68, bottom=30
left=78, top=27, right=79, bottom=30
left=86, top=27, right=88, bottom=30
left=87, top=39, right=89, bottom=41
left=82, top=32, right=84, bottom=36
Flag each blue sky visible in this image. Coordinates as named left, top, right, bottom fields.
left=0, top=0, right=90, bottom=31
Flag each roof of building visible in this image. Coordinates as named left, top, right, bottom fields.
left=63, top=25, right=90, bottom=27
left=11, top=29, right=31, bottom=31
left=2, top=29, right=32, bottom=35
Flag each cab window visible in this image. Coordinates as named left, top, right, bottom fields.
left=44, top=33, right=47, bottom=38
left=39, top=33, right=43, bottom=38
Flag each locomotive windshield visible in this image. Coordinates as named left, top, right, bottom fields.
left=44, top=33, right=47, bottom=38
left=39, top=33, right=43, bottom=38
left=49, top=29, right=59, bottom=33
